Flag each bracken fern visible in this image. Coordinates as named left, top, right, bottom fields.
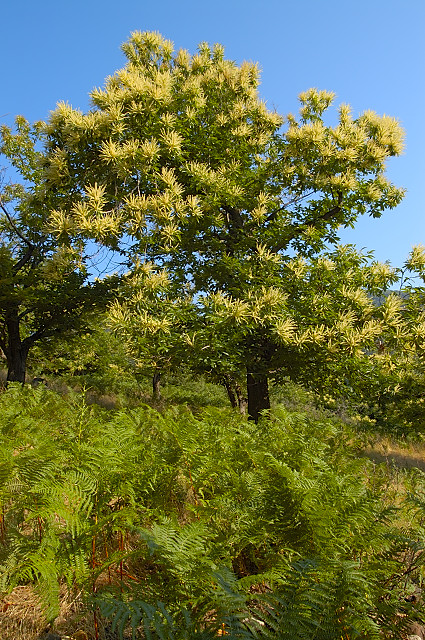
left=0, top=385, right=424, bottom=638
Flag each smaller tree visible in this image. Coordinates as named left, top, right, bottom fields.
left=0, top=118, right=118, bottom=383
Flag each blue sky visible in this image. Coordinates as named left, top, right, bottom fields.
left=1, top=0, right=424, bottom=268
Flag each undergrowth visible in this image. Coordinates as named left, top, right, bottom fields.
left=1, top=384, right=425, bottom=639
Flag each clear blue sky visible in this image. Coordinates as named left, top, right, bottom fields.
left=1, top=0, right=424, bottom=268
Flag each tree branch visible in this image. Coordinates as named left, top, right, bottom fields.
left=22, top=326, right=50, bottom=350
left=221, top=205, right=244, bottom=230
left=12, top=247, right=35, bottom=275
left=0, top=198, right=35, bottom=274
left=0, top=198, right=33, bottom=248
left=264, top=190, right=316, bottom=224
left=272, top=191, right=344, bottom=252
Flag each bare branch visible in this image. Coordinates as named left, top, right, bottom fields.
left=272, top=191, right=344, bottom=252
left=0, top=198, right=33, bottom=248
left=264, top=190, right=316, bottom=224
left=0, top=197, right=35, bottom=274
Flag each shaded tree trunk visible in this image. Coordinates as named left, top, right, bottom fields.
left=152, top=372, right=161, bottom=400
left=5, top=311, right=29, bottom=384
left=234, top=379, right=248, bottom=416
left=222, top=375, right=238, bottom=409
left=247, top=370, right=270, bottom=423
left=222, top=373, right=248, bottom=415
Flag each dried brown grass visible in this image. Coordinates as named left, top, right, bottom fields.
left=0, top=584, right=124, bottom=640
left=363, top=438, right=425, bottom=472
left=0, top=586, right=47, bottom=640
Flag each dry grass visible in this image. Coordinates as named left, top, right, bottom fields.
left=362, top=438, right=425, bottom=472
left=0, top=586, right=47, bottom=640
left=0, top=584, right=126, bottom=640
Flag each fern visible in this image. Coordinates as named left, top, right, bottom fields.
left=96, top=568, right=255, bottom=640
left=250, top=558, right=381, bottom=640
left=0, top=385, right=424, bottom=636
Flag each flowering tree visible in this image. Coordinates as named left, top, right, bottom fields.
left=10, top=31, right=405, bottom=417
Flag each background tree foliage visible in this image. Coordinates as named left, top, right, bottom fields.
left=357, top=246, right=425, bottom=435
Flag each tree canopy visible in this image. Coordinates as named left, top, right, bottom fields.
left=1, top=31, right=406, bottom=418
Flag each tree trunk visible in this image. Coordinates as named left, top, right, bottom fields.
left=222, top=375, right=238, bottom=409
left=152, top=372, right=161, bottom=400
left=238, top=395, right=248, bottom=416
left=5, top=312, right=29, bottom=384
left=222, top=374, right=248, bottom=415
left=247, top=370, right=270, bottom=423
left=234, top=379, right=248, bottom=416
